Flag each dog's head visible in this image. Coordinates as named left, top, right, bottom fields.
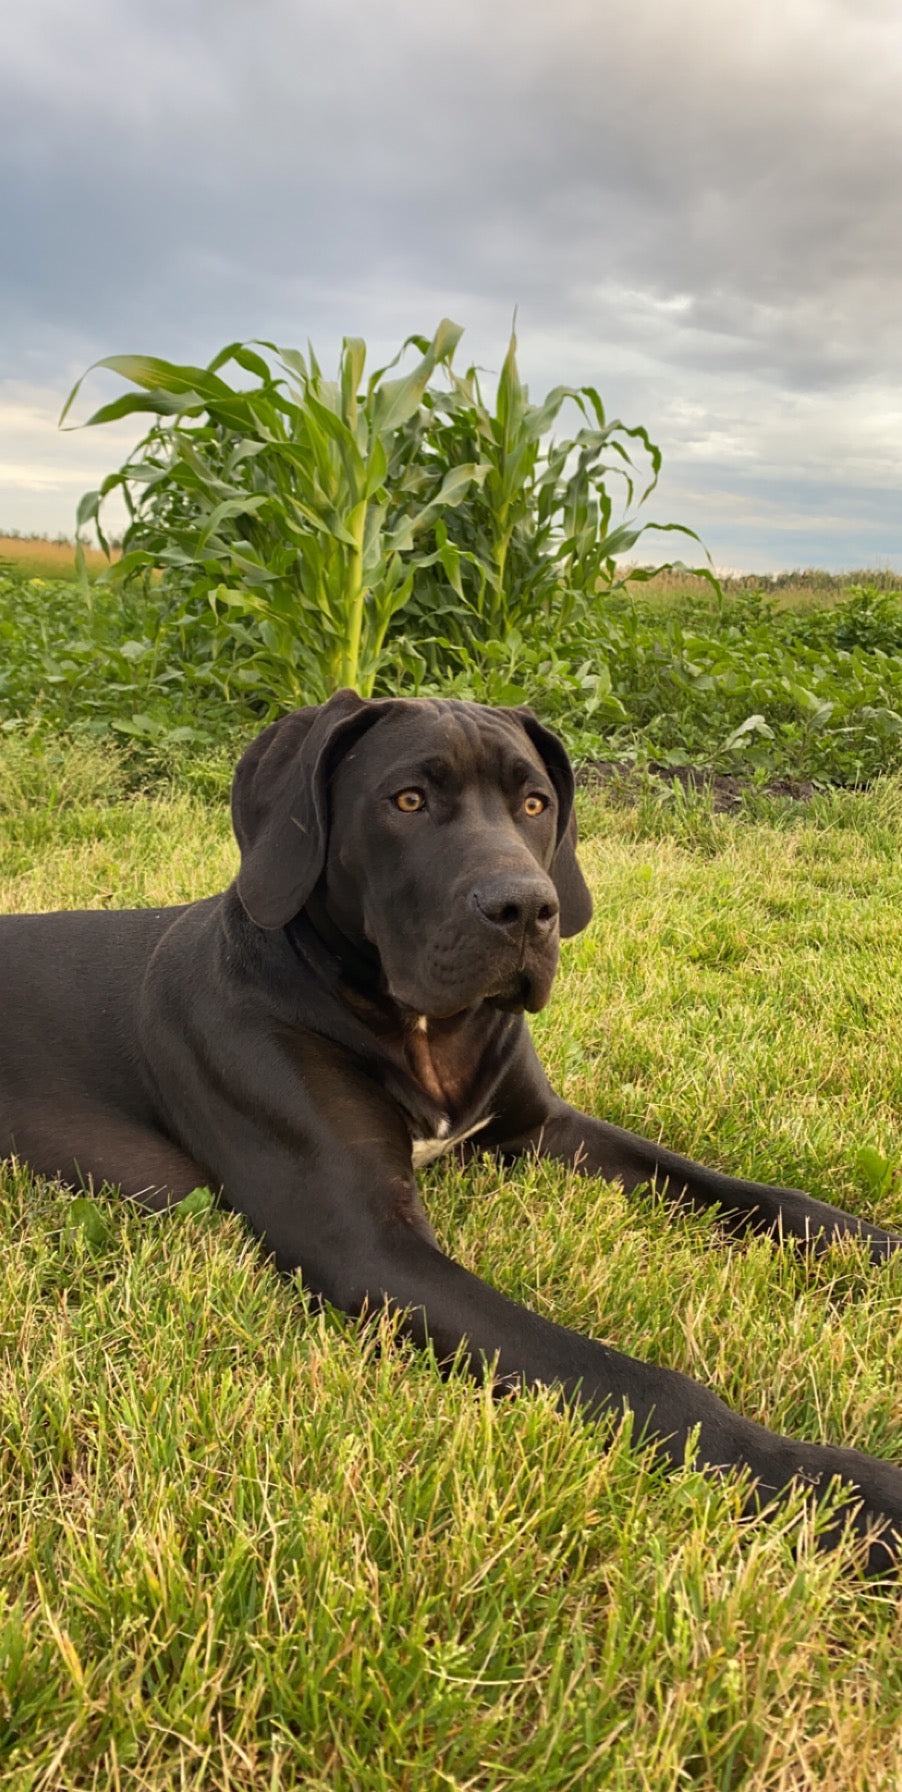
left=231, top=690, right=593, bottom=1017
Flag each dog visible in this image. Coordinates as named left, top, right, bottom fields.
left=1, top=691, right=900, bottom=1569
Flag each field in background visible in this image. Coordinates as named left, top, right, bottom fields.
left=627, top=563, right=902, bottom=612
left=0, top=533, right=114, bottom=578
left=1, top=748, right=901, bottom=1788
left=3, top=530, right=901, bottom=599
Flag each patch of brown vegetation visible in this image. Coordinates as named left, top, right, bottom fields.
left=0, top=535, right=115, bottom=577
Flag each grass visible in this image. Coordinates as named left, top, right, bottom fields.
left=1, top=745, right=901, bottom=1789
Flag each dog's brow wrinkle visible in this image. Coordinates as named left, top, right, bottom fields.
left=420, top=758, right=454, bottom=786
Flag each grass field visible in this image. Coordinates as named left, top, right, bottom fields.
left=1, top=744, right=900, bottom=1789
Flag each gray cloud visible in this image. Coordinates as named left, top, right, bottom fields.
left=1, top=0, right=900, bottom=567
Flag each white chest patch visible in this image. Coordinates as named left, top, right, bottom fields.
left=411, top=1114, right=493, bottom=1169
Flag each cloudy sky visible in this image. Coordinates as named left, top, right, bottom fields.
left=3, top=0, right=901, bottom=570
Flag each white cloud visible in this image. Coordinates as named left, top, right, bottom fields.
left=0, top=385, right=132, bottom=532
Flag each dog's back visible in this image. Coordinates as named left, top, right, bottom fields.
left=0, top=904, right=191, bottom=1180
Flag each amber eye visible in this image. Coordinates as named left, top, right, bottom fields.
left=394, top=789, right=425, bottom=813
left=523, top=794, right=548, bottom=817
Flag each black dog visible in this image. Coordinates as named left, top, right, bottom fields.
left=1, top=692, right=900, bottom=1568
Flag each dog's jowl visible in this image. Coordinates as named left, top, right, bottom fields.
left=1, top=692, right=900, bottom=1569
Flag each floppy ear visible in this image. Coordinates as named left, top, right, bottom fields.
left=231, top=689, right=394, bottom=929
left=511, top=708, right=594, bottom=939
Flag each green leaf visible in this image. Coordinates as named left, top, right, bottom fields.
left=855, top=1146, right=895, bottom=1198
left=340, top=337, right=367, bottom=425
left=209, top=341, right=275, bottom=384
left=495, top=324, right=524, bottom=442
left=109, top=714, right=163, bottom=738
left=364, top=435, right=388, bottom=500
left=176, top=1185, right=216, bottom=1216
left=373, top=319, right=462, bottom=437
left=304, top=391, right=365, bottom=486
left=432, top=462, right=488, bottom=506
left=196, top=494, right=270, bottom=550
left=430, top=317, right=465, bottom=363
left=722, top=714, right=775, bottom=750
left=67, top=1197, right=111, bottom=1250
left=62, top=389, right=191, bottom=430
left=94, top=355, right=234, bottom=400
left=75, top=489, right=102, bottom=530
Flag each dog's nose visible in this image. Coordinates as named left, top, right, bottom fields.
left=472, top=876, right=559, bottom=938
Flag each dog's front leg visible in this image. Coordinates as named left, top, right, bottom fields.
left=231, top=1154, right=902, bottom=1575
left=150, top=1032, right=901, bottom=1572
left=197, top=1137, right=902, bottom=1574
left=478, top=1030, right=901, bottom=1264
left=532, top=1105, right=902, bottom=1265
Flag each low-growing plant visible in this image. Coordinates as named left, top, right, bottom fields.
left=811, top=584, right=902, bottom=654
left=0, top=570, right=233, bottom=753
left=405, top=584, right=902, bottom=783
left=4, top=566, right=902, bottom=786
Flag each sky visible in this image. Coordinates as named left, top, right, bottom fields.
left=2, top=0, right=901, bottom=572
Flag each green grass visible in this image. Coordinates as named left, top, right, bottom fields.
left=1, top=747, right=901, bottom=1788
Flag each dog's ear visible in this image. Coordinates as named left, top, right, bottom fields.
left=231, top=689, right=393, bottom=929
left=511, top=708, right=594, bottom=938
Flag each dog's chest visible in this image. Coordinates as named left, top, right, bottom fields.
left=411, top=1113, right=492, bottom=1168
left=404, top=1014, right=493, bottom=1167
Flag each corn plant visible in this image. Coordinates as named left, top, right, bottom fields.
left=63, top=322, right=484, bottom=700
left=64, top=321, right=711, bottom=705
left=402, top=327, right=712, bottom=678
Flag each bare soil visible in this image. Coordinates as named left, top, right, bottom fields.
left=578, top=760, right=817, bottom=812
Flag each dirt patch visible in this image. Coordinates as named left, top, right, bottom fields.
left=577, top=760, right=817, bottom=813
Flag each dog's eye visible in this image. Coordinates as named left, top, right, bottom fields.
left=394, top=790, right=426, bottom=813
left=523, top=794, right=548, bottom=817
